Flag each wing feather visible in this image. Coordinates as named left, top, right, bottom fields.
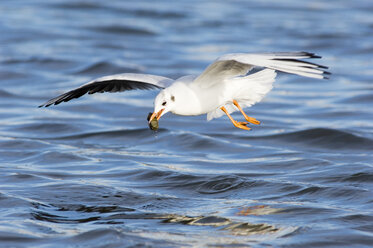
left=194, top=60, right=252, bottom=84
left=218, top=52, right=329, bottom=79
left=193, top=51, right=329, bottom=88
left=39, top=73, right=173, bottom=107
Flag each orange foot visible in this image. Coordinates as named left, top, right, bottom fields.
left=221, top=106, right=252, bottom=131
left=245, top=116, right=260, bottom=125
left=232, top=121, right=251, bottom=131
left=233, top=100, right=261, bottom=125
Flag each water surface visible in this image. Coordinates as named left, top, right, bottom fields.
left=0, top=0, right=373, bottom=247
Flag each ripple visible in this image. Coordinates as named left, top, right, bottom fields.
left=167, top=133, right=231, bottom=150
left=72, top=61, right=139, bottom=76
left=9, top=122, right=81, bottom=135
left=284, top=184, right=371, bottom=205
left=27, top=151, right=91, bottom=165
left=0, top=232, right=39, bottom=244
left=64, top=228, right=178, bottom=247
left=88, top=25, right=156, bottom=36
left=197, top=176, right=245, bottom=194
left=133, top=9, right=186, bottom=19
left=51, top=2, right=105, bottom=10
left=32, top=210, right=100, bottom=224
left=0, top=70, right=29, bottom=80
left=339, top=93, right=373, bottom=104
left=52, top=128, right=152, bottom=141
left=256, top=128, right=373, bottom=151
left=0, top=89, right=17, bottom=97
left=2, top=57, right=73, bottom=67
left=342, top=172, right=373, bottom=183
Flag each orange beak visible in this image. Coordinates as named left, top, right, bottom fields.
left=148, top=108, right=164, bottom=123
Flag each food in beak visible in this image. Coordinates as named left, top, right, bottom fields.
left=147, top=112, right=159, bottom=131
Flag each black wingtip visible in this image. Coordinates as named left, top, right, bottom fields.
left=323, top=70, right=331, bottom=80
left=300, top=51, right=322, bottom=59
left=38, top=102, right=51, bottom=108
left=308, top=53, right=322, bottom=59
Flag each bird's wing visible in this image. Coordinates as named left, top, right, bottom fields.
left=39, top=73, right=174, bottom=107
left=193, top=52, right=329, bottom=88
left=193, top=59, right=252, bottom=85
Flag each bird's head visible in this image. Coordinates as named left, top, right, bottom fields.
left=149, top=89, right=176, bottom=123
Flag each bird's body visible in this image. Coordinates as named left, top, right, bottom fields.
left=40, top=52, right=329, bottom=131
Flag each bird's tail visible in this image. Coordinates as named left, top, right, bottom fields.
left=206, top=69, right=276, bottom=121
left=234, top=68, right=276, bottom=107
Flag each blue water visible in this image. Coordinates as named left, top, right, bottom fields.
left=1, top=0, right=373, bottom=247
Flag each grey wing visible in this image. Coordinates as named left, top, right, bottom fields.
left=193, top=51, right=330, bottom=88
left=39, top=73, right=174, bottom=107
left=193, top=59, right=253, bottom=85
left=218, top=52, right=330, bottom=79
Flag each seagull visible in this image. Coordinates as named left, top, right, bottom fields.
left=39, top=52, right=329, bottom=131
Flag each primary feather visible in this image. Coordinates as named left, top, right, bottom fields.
left=193, top=51, right=329, bottom=89
left=39, top=73, right=173, bottom=107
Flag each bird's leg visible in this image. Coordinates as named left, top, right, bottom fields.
left=233, top=100, right=260, bottom=125
left=220, top=106, right=251, bottom=131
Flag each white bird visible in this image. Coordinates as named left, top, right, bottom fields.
left=39, top=52, right=329, bottom=131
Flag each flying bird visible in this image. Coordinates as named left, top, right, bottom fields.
left=39, top=52, right=329, bottom=131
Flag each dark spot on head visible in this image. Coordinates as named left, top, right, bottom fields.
left=171, top=95, right=175, bottom=101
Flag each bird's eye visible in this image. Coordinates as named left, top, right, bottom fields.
left=162, top=101, right=167, bottom=106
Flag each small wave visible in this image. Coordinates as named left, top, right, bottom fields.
left=197, top=175, right=246, bottom=194
left=63, top=228, right=178, bottom=247
left=171, top=133, right=229, bottom=150
left=256, top=128, right=373, bottom=151
left=72, top=61, right=138, bottom=76
left=50, top=2, right=185, bottom=20
left=339, top=94, right=373, bottom=104
left=64, top=205, right=135, bottom=213
left=66, top=228, right=178, bottom=248
left=0, top=89, right=16, bottom=98
left=11, top=123, right=80, bottom=134
left=51, top=128, right=152, bottom=141
left=0, top=70, right=28, bottom=80
left=51, top=2, right=104, bottom=10
left=32, top=210, right=100, bottom=224
left=342, top=172, right=373, bottom=183
left=131, top=169, right=248, bottom=195
left=2, top=57, right=72, bottom=66
left=28, top=151, right=91, bottom=165
left=133, top=9, right=186, bottom=19
left=284, top=184, right=370, bottom=204
left=88, top=25, right=156, bottom=36
left=152, top=131, right=244, bottom=153
left=0, top=232, right=40, bottom=244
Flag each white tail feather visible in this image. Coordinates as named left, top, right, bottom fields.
left=207, top=69, right=276, bottom=121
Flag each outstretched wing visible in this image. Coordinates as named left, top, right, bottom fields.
left=39, top=73, right=174, bottom=107
left=193, top=52, right=330, bottom=88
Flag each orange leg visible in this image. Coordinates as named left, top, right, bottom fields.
left=233, top=100, right=260, bottom=125
left=220, top=106, right=251, bottom=131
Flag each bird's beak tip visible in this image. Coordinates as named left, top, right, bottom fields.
left=148, top=108, right=165, bottom=123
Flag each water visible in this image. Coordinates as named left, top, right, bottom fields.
left=1, top=0, right=373, bottom=247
